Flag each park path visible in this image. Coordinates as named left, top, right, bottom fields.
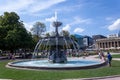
left=67, top=75, right=120, bottom=80
left=63, top=75, right=120, bottom=80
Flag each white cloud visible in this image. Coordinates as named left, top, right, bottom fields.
left=45, top=11, right=59, bottom=32
left=23, top=22, right=33, bottom=32
left=61, top=17, right=90, bottom=33
left=23, top=20, right=45, bottom=32
left=74, top=28, right=84, bottom=33
left=49, top=24, right=55, bottom=32
left=45, top=15, right=56, bottom=32
left=70, top=17, right=92, bottom=25
left=0, top=0, right=66, bottom=14
left=0, top=0, right=34, bottom=13
left=108, top=19, right=120, bottom=31
left=62, top=24, right=71, bottom=31
left=45, top=11, right=58, bottom=22
left=55, top=4, right=83, bottom=12
left=45, top=16, right=56, bottom=22
left=29, top=0, right=66, bottom=13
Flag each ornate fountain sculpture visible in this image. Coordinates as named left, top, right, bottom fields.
left=49, top=20, right=67, bottom=63
left=33, top=12, right=79, bottom=63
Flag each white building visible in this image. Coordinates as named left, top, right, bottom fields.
left=107, top=34, right=120, bottom=38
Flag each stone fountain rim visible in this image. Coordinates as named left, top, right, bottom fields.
left=7, top=58, right=107, bottom=70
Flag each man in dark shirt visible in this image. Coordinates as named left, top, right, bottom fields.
left=107, top=52, right=112, bottom=67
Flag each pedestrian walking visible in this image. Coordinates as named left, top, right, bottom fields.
left=107, top=52, right=112, bottom=67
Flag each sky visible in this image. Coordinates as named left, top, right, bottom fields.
left=0, top=0, right=120, bottom=37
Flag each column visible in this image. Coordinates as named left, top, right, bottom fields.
left=117, top=41, right=119, bottom=48
left=114, top=41, right=116, bottom=50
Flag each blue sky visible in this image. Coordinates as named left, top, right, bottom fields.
left=0, top=0, right=120, bottom=37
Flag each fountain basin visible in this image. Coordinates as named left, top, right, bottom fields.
left=7, top=58, right=107, bottom=70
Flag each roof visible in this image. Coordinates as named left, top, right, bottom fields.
left=74, top=34, right=83, bottom=38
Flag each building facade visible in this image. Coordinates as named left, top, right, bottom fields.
left=96, top=37, right=120, bottom=50
left=92, top=35, right=107, bottom=42
left=74, top=34, right=84, bottom=48
left=92, top=35, right=107, bottom=49
left=107, top=33, right=120, bottom=38
left=83, top=36, right=93, bottom=47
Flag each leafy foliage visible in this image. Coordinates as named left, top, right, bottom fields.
left=60, top=30, right=70, bottom=36
left=31, top=22, right=46, bottom=37
left=0, top=12, right=34, bottom=52
left=31, top=22, right=46, bottom=43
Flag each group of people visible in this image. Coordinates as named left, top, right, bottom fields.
left=98, top=51, right=112, bottom=67
left=8, top=53, right=15, bottom=60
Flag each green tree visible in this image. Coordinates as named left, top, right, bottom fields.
left=60, top=30, right=70, bottom=36
left=45, top=32, right=50, bottom=37
left=31, top=22, right=46, bottom=45
left=0, top=26, right=6, bottom=50
left=0, top=12, right=34, bottom=53
left=31, top=22, right=46, bottom=41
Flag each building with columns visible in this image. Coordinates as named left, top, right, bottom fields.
left=95, top=37, right=120, bottom=50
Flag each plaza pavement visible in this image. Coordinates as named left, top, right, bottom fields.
left=63, top=75, right=120, bottom=80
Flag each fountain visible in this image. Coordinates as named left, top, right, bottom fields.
left=33, top=12, right=80, bottom=63
left=35, top=20, right=67, bottom=63
left=7, top=13, right=106, bottom=70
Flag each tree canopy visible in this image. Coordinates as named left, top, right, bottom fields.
left=31, top=22, right=46, bottom=43
left=0, top=12, right=34, bottom=52
left=31, top=22, right=46, bottom=37
left=60, top=30, right=70, bottom=37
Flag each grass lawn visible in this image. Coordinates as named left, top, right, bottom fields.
left=112, top=54, right=120, bottom=58
left=0, top=60, right=120, bottom=80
